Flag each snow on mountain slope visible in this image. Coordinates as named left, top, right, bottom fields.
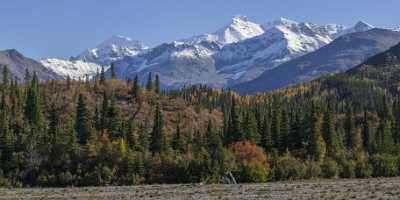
left=40, top=58, right=104, bottom=80
left=214, top=18, right=343, bottom=84
left=76, top=35, right=147, bottom=66
left=183, top=15, right=265, bottom=46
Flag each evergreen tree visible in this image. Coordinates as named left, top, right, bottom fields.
left=131, top=74, right=140, bottom=101
left=171, top=118, right=183, bottom=152
left=24, top=73, right=42, bottom=126
left=150, top=104, right=165, bottom=153
left=322, top=106, right=341, bottom=158
left=345, top=106, right=357, bottom=150
left=271, top=106, right=281, bottom=150
left=242, top=111, right=259, bottom=143
left=2, top=65, right=9, bottom=88
left=227, top=97, right=242, bottom=144
left=362, top=111, right=372, bottom=150
left=279, top=109, right=290, bottom=152
left=100, top=66, right=106, bottom=84
left=260, top=114, right=273, bottom=151
left=146, top=72, right=153, bottom=91
left=107, top=97, right=123, bottom=139
left=110, top=63, right=117, bottom=79
left=154, top=74, right=160, bottom=94
left=308, top=107, right=325, bottom=161
left=75, top=94, right=92, bottom=144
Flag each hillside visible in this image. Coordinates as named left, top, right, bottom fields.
left=0, top=49, right=62, bottom=81
left=233, top=28, right=400, bottom=95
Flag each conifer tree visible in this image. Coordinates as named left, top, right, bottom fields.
left=279, top=109, right=290, bottom=151
left=110, top=63, right=116, bottom=79
left=100, top=66, right=106, bottom=84
left=150, top=104, right=165, bottom=153
left=227, top=97, right=242, bottom=144
left=107, top=97, right=123, bottom=139
left=154, top=74, right=160, bottom=94
left=131, top=74, right=140, bottom=101
left=260, top=114, right=273, bottom=151
left=345, top=106, right=357, bottom=150
left=172, top=118, right=183, bottom=152
left=323, top=106, right=341, bottom=158
left=242, top=111, right=259, bottom=143
left=75, top=94, right=92, bottom=144
left=24, top=73, right=42, bottom=126
left=271, top=106, right=281, bottom=150
left=2, top=65, right=9, bottom=88
left=308, top=107, right=325, bottom=161
left=146, top=72, right=153, bottom=91
left=362, top=111, right=372, bottom=150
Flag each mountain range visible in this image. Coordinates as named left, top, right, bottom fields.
left=1, top=16, right=399, bottom=94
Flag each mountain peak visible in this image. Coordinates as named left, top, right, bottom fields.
left=98, top=35, right=145, bottom=49
left=232, top=15, right=249, bottom=23
left=353, top=21, right=374, bottom=32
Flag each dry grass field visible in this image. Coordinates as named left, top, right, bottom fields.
left=1, top=177, right=400, bottom=200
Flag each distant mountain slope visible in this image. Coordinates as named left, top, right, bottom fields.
left=0, top=49, right=62, bottom=81
left=40, top=58, right=104, bottom=80
left=233, top=28, right=400, bottom=95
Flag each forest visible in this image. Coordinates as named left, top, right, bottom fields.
left=1, top=47, right=400, bottom=187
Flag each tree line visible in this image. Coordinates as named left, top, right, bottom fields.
left=0, top=65, right=400, bottom=187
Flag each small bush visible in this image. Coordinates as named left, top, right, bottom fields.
left=355, top=160, right=373, bottom=178
left=238, top=163, right=269, bottom=183
left=340, top=160, right=356, bottom=178
left=305, top=161, right=321, bottom=179
left=272, top=155, right=306, bottom=181
left=369, top=154, right=398, bottom=177
left=321, top=159, right=339, bottom=178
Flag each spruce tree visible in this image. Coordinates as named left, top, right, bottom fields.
left=308, top=107, right=325, bottom=161
left=2, top=65, right=9, bottom=88
left=172, top=119, right=183, bottom=152
left=110, top=63, right=116, bottom=79
left=260, top=114, right=273, bottom=151
left=75, top=94, right=92, bottom=144
left=323, top=106, right=341, bottom=158
left=100, top=66, right=106, bottom=84
left=345, top=106, right=357, bottom=150
left=279, top=109, right=290, bottom=152
left=150, top=104, right=165, bottom=153
left=271, top=106, right=281, bottom=150
left=131, top=74, right=140, bottom=101
left=107, top=97, right=123, bottom=139
left=242, top=111, right=259, bottom=143
left=146, top=72, right=153, bottom=91
left=227, top=97, right=242, bottom=144
left=154, top=74, right=160, bottom=94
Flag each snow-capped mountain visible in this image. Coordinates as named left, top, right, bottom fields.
left=41, top=35, right=146, bottom=80
left=214, top=18, right=346, bottom=84
left=40, top=58, right=104, bottom=80
left=109, top=17, right=382, bottom=88
left=184, top=15, right=265, bottom=46
left=40, top=16, right=385, bottom=89
left=112, top=16, right=266, bottom=88
left=76, top=35, right=147, bottom=66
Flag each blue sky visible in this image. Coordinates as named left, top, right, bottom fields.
left=1, top=0, right=399, bottom=59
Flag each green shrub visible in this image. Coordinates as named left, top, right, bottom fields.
left=321, top=159, right=339, bottom=178
left=305, top=161, right=321, bottom=179
left=355, top=160, right=372, bottom=178
left=238, top=163, right=269, bottom=183
left=369, top=154, right=398, bottom=177
left=340, top=160, right=356, bottom=178
left=272, top=155, right=306, bottom=181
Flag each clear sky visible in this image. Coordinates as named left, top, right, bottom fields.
left=1, top=0, right=399, bottom=59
